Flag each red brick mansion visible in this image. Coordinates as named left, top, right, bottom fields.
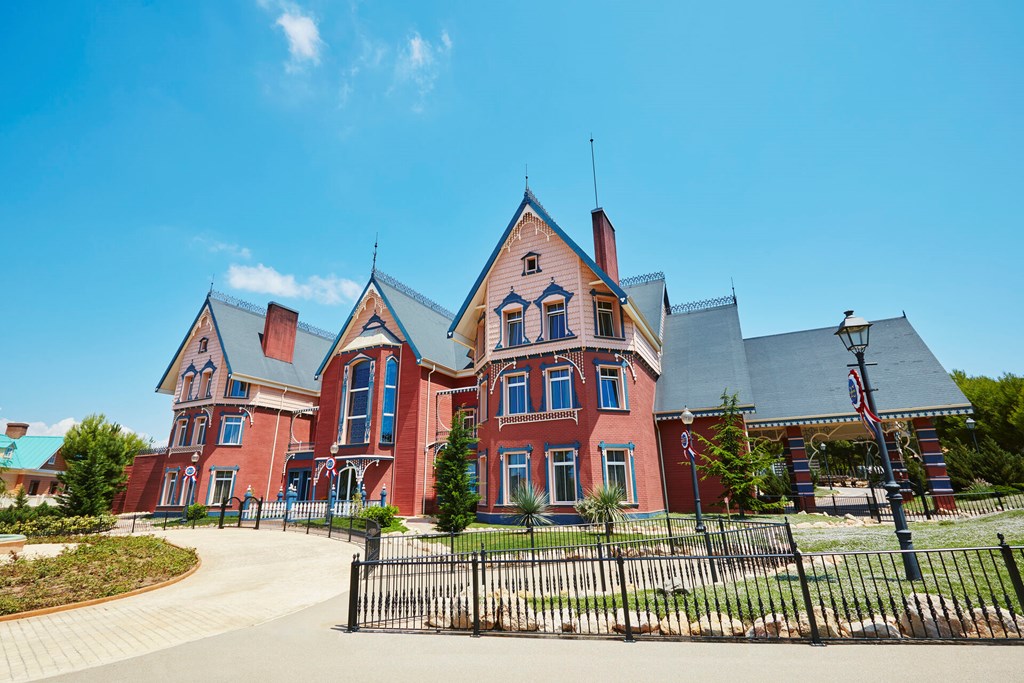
left=120, top=190, right=970, bottom=521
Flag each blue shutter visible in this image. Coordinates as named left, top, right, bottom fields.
left=497, top=455, right=505, bottom=504
left=574, top=450, right=584, bottom=499
left=543, top=453, right=550, bottom=497
left=629, top=451, right=638, bottom=503
left=601, top=450, right=607, bottom=486
left=621, top=364, right=630, bottom=410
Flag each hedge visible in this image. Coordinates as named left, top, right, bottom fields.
left=0, top=514, right=118, bottom=537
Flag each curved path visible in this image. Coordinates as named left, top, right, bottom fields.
left=0, top=529, right=357, bottom=682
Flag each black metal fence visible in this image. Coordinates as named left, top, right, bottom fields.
left=809, top=490, right=1024, bottom=523
left=347, top=533, right=1024, bottom=643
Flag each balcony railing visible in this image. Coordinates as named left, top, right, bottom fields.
left=497, top=408, right=579, bottom=431
left=286, top=442, right=316, bottom=454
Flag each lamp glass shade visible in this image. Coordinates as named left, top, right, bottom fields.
left=835, top=310, right=872, bottom=353
left=965, top=418, right=976, bottom=431
left=330, top=443, right=339, bottom=455
left=681, top=408, right=695, bottom=425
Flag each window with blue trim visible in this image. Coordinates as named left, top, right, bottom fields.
left=547, top=368, right=572, bottom=411
left=596, top=299, right=617, bottom=337
left=550, top=450, right=577, bottom=504
left=160, top=470, right=179, bottom=506
left=467, top=461, right=478, bottom=495
left=175, top=418, right=189, bottom=447
left=505, top=308, right=525, bottom=346
left=545, top=301, right=567, bottom=340
left=506, top=452, right=528, bottom=498
left=604, top=449, right=629, bottom=496
left=380, top=357, right=398, bottom=444
left=198, top=369, right=213, bottom=399
left=193, top=416, right=207, bottom=445
left=346, top=361, right=371, bottom=444
left=599, top=367, right=623, bottom=409
left=228, top=380, right=249, bottom=398
left=180, top=374, right=195, bottom=402
left=505, top=374, right=528, bottom=415
left=199, top=337, right=208, bottom=353
left=220, top=416, right=244, bottom=445
left=209, top=470, right=236, bottom=505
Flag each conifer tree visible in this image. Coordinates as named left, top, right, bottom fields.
left=434, top=409, right=480, bottom=532
left=58, top=414, right=148, bottom=516
left=695, top=391, right=783, bottom=514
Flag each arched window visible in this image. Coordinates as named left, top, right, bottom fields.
left=345, top=360, right=372, bottom=444
left=380, top=357, right=398, bottom=444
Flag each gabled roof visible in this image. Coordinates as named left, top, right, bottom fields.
left=156, top=293, right=333, bottom=395
left=0, top=435, right=63, bottom=471
left=655, top=303, right=754, bottom=414
left=316, top=271, right=471, bottom=377
left=447, top=190, right=631, bottom=344
left=620, top=273, right=668, bottom=343
left=743, top=316, right=971, bottom=425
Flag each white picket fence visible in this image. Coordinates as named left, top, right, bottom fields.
left=243, top=499, right=378, bottom=520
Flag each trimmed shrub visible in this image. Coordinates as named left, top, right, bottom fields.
left=185, top=504, right=208, bottom=521
left=359, top=505, right=399, bottom=529
left=0, top=514, right=117, bottom=537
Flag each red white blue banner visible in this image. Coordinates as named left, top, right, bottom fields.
left=324, top=457, right=336, bottom=475
left=184, top=465, right=197, bottom=482
left=848, top=369, right=882, bottom=434
left=680, top=431, right=697, bottom=459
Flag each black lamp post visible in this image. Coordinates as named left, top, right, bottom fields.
left=681, top=408, right=705, bottom=533
left=819, top=443, right=833, bottom=491
left=835, top=310, right=922, bottom=580
left=965, top=418, right=980, bottom=453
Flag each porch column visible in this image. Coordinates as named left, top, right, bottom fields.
left=883, top=429, right=914, bottom=500
left=784, top=426, right=816, bottom=512
left=912, top=417, right=954, bottom=510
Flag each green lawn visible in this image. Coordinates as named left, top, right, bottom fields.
left=0, top=535, right=198, bottom=616
left=421, top=527, right=649, bottom=553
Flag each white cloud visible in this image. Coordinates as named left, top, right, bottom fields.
left=394, top=30, right=453, bottom=111
left=0, top=418, right=78, bottom=437
left=192, top=237, right=252, bottom=260
left=227, top=263, right=362, bottom=305
left=276, top=10, right=324, bottom=70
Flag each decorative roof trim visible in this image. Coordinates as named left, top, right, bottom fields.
left=209, top=290, right=335, bottom=340
left=655, top=406, right=756, bottom=420
left=619, top=272, right=665, bottom=288
left=746, top=405, right=974, bottom=428
left=372, top=269, right=455, bottom=319
left=668, top=294, right=737, bottom=315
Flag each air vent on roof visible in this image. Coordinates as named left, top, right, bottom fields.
left=619, top=272, right=665, bottom=287
left=668, top=294, right=737, bottom=315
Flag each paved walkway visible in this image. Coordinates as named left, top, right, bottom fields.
left=0, top=529, right=356, bottom=682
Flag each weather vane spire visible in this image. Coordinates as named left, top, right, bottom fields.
left=525, top=163, right=529, bottom=192
left=590, top=134, right=599, bottom=209
left=371, top=233, right=378, bottom=274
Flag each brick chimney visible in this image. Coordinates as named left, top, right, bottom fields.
left=591, top=208, right=619, bottom=284
left=5, top=422, right=29, bottom=439
left=261, top=302, right=299, bottom=363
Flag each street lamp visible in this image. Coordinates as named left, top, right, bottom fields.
left=819, top=443, right=833, bottom=491
left=836, top=310, right=922, bottom=580
left=681, top=408, right=705, bottom=534
left=965, top=418, right=980, bottom=453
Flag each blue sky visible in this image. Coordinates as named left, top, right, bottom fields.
left=2, top=2, right=1021, bottom=443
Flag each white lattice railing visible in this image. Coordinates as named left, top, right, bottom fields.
left=250, top=500, right=286, bottom=519
left=290, top=501, right=328, bottom=519
left=497, top=408, right=580, bottom=431
left=244, top=498, right=382, bottom=520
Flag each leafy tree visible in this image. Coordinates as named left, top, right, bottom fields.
left=433, top=410, right=480, bottom=533
left=942, top=439, right=1024, bottom=492
left=58, top=415, right=148, bottom=517
left=12, top=484, right=29, bottom=510
left=936, top=371, right=1024, bottom=455
left=695, top=391, right=783, bottom=514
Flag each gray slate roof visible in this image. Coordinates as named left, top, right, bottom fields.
left=655, top=304, right=755, bottom=412
left=621, top=277, right=667, bottom=341
left=743, top=317, right=971, bottom=423
left=374, top=274, right=472, bottom=372
left=209, top=298, right=332, bottom=393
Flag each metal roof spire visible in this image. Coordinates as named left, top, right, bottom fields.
left=590, top=134, right=599, bottom=209
left=371, top=233, right=378, bottom=274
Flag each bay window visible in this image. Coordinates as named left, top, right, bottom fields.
left=505, top=374, right=528, bottom=415
left=550, top=450, right=577, bottom=505
left=505, top=452, right=528, bottom=500
left=547, top=368, right=572, bottom=411
left=598, top=366, right=625, bottom=409
left=604, top=449, right=629, bottom=499
left=345, top=361, right=372, bottom=444
left=219, top=415, right=244, bottom=445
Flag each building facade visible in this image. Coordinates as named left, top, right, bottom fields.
left=121, top=190, right=971, bottom=520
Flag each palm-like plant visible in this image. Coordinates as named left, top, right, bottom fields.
left=574, top=484, right=626, bottom=531
left=509, top=483, right=553, bottom=528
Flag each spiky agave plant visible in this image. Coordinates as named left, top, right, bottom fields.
left=509, top=483, right=553, bottom=528
left=574, top=484, right=626, bottom=532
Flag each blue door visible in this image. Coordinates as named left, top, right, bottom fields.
left=288, top=470, right=312, bottom=500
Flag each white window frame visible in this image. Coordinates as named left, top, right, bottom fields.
left=219, top=415, right=244, bottom=445
left=345, top=360, right=371, bottom=444
left=546, top=367, right=573, bottom=411
left=549, top=449, right=577, bottom=505
left=479, top=380, right=489, bottom=423
left=175, top=418, right=189, bottom=447
left=545, top=300, right=567, bottom=340
left=604, top=449, right=632, bottom=502
left=504, top=451, right=529, bottom=501
left=228, top=379, right=248, bottom=398
left=193, top=416, right=207, bottom=446
left=208, top=470, right=236, bottom=506
left=596, top=299, right=616, bottom=338
left=198, top=370, right=213, bottom=399
left=504, top=308, right=525, bottom=347
left=179, top=477, right=196, bottom=506
left=505, top=373, right=528, bottom=415
left=380, top=358, right=398, bottom=445
left=199, top=337, right=208, bottom=353
left=598, top=366, right=624, bottom=410
left=180, top=374, right=194, bottom=402
left=160, top=470, right=179, bottom=506
left=462, top=408, right=476, bottom=434
left=524, top=255, right=539, bottom=274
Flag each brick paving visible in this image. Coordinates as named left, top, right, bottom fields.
left=0, top=529, right=355, bottom=682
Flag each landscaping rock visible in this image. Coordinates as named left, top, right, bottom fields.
left=899, top=593, right=975, bottom=639
left=539, top=610, right=578, bottom=633
left=970, top=607, right=1024, bottom=639
left=689, top=612, right=746, bottom=637
left=797, top=607, right=850, bottom=638
left=746, top=613, right=799, bottom=639
left=497, top=603, right=540, bottom=632
left=612, top=609, right=659, bottom=634
left=849, top=617, right=902, bottom=639
left=656, top=572, right=691, bottom=596
left=577, top=612, right=616, bottom=634
left=659, top=612, right=691, bottom=636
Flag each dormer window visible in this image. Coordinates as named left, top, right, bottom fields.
left=596, top=299, right=617, bottom=338
left=199, top=337, right=208, bottom=353
left=545, top=301, right=567, bottom=340
left=521, top=252, right=541, bottom=275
